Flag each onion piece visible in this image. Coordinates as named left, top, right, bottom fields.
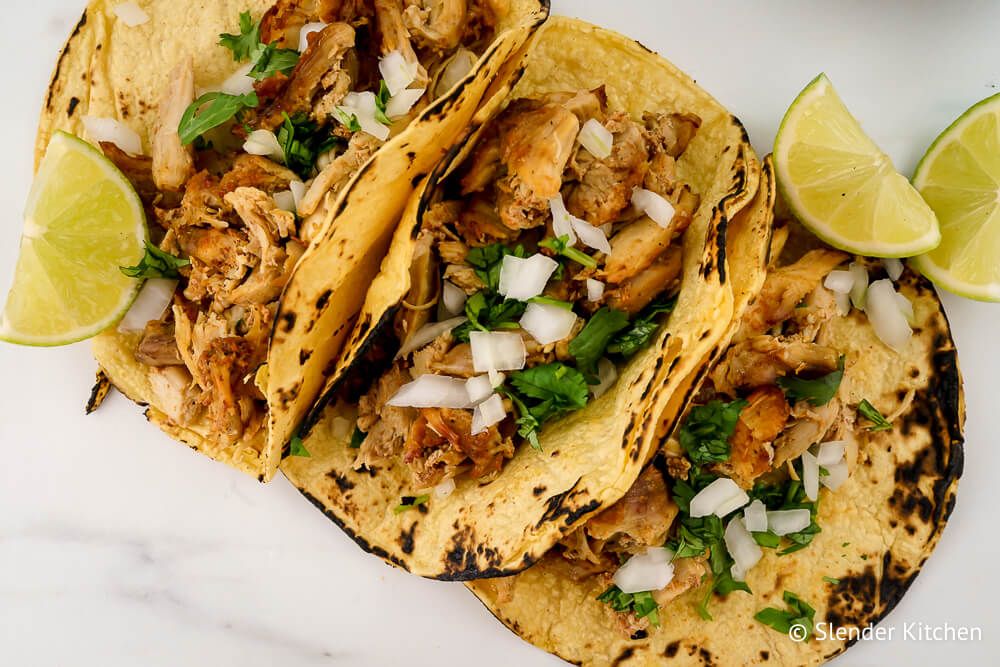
left=895, top=292, right=916, bottom=326
left=743, top=499, right=768, bottom=533
left=549, top=195, right=577, bottom=245
left=435, top=48, right=477, bottom=97
left=470, top=331, right=526, bottom=373
left=571, top=217, right=612, bottom=254
left=290, top=180, right=307, bottom=211
left=816, top=440, right=847, bottom=466
left=612, top=547, right=675, bottom=594
left=865, top=279, right=912, bottom=351
left=834, top=290, right=851, bottom=316
left=586, top=278, right=605, bottom=302
left=849, top=262, right=869, bottom=309
left=118, top=279, right=177, bottom=333
left=820, top=461, right=850, bottom=491
left=396, top=316, right=467, bottom=359
left=335, top=92, right=391, bottom=141
left=689, top=477, right=749, bottom=518
left=330, top=416, right=353, bottom=440
left=81, top=116, right=143, bottom=155
left=498, top=254, right=559, bottom=301
left=631, top=187, right=675, bottom=228
left=591, top=358, right=618, bottom=399
left=442, top=281, right=467, bottom=316
left=465, top=375, right=495, bottom=405
left=767, top=509, right=812, bottom=535
left=386, top=374, right=471, bottom=408
left=578, top=118, right=613, bottom=159
left=221, top=63, right=255, bottom=95
left=113, top=2, right=149, bottom=26
left=298, top=22, right=327, bottom=52
left=801, top=450, right=820, bottom=501
left=243, top=129, right=285, bottom=162
left=884, top=257, right=904, bottom=281
left=387, top=88, right=426, bottom=119
left=824, top=270, right=854, bottom=295
left=434, top=477, right=456, bottom=497
left=273, top=190, right=296, bottom=213
left=519, top=302, right=577, bottom=345
left=379, top=50, right=420, bottom=96
left=471, top=393, right=506, bottom=434
left=725, top=517, right=762, bottom=581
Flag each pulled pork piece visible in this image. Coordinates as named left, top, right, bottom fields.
left=198, top=337, right=256, bottom=445
left=299, top=133, right=381, bottom=223
left=260, top=0, right=348, bottom=48
left=147, top=366, right=203, bottom=426
left=495, top=97, right=581, bottom=229
left=219, top=155, right=298, bottom=195
left=101, top=143, right=159, bottom=205
left=457, top=197, right=519, bottom=245
left=177, top=226, right=256, bottom=306
left=735, top=249, right=848, bottom=341
left=651, top=556, right=707, bottom=606
left=355, top=364, right=416, bottom=469
left=643, top=111, right=701, bottom=158
left=585, top=466, right=678, bottom=552
left=789, top=285, right=840, bottom=343
left=460, top=125, right=501, bottom=194
left=602, top=188, right=696, bottom=285
left=403, top=407, right=514, bottom=486
left=604, top=245, right=683, bottom=315
left=711, top=335, right=840, bottom=396
left=136, top=320, right=184, bottom=366
left=152, top=57, right=195, bottom=191
left=403, top=0, right=467, bottom=52
left=772, top=398, right=843, bottom=468
left=712, top=387, right=790, bottom=488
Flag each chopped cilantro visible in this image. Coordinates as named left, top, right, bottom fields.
left=466, top=243, right=525, bottom=291
left=178, top=92, right=259, bottom=145
left=596, top=586, right=660, bottom=627
left=394, top=494, right=430, bottom=514
left=750, top=476, right=822, bottom=555
left=374, top=80, right=392, bottom=125
left=529, top=295, right=574, bottom=310
left=777, top=356, right=845, bottom=407
left=120, top=241, right=190, bottom=279
left=568, top=307, right=629, bottom=379
left=677, top=398, right=748, bottom=466
left=276, top=113, right=339, bottom=178
left=822, top=576, right=841, bottom=585
left=857, top=398, right=892, bottom=431
left=539, top=235, right=598, bottom=268
left=754, top=591, right=816, bottom=639
left=451, top=291, right=526, bottom=342
left=606, top=297, right=677, bottom=358
left=332, top=108, right=362, bottom=133
left=289, top=435, right=311, bottom=458
left=219, top=12, right=260, bottom=62
left=248, top=43, right=300, bottom=80
left=349, top=427, right=366, bottom=449
left=501, top=363, right=589, bottom=449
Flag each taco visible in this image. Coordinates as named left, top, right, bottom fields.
left=468, top=163, right=965, bottom=666
left=281, top=16, right=762, bottom=579
left=37, top=0, right=547, bottom=479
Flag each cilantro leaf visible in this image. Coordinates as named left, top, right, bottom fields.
left=248, top=43, right=300, bottom=80
left=822, top=576, right=841, bottom=585
left=596, top=586, right=660, bottom=627
left=178, top=92, right=259, bottom=145
left=394, top=494, right=430, bottom=514
left=677, top=398, right=748, bottom=466
left=497, top=386, right=542, bottom=450
left=750, top=476, right=822, bottom=555
left=349, top=427, right=366, bottom=449
left=466, top=243, right=525, bottom=291
left=857, top=398, right=892, bottom=431
left=539, top=235, right=598, bottom=268
left=276, top=113, right=339, bottom=178
left=529, top=295, right=574, bottom=309
left=509, top=363, right=589, bottom=411
left=219, top=12, right=260, bottom=62
left=289, top=435, right=311, bottom=458
left=451, top=291, right=526, bottom=342
left=754, top=591, right=816, bottom=638
left=752, top=531, right=781, bottom=548
left=568, top=307, right=629, bottom=379
left=606, top=297, right=676, bottom=358
left=776, top=356, right=845, bottom=407
left=332, top=108, right=361, bottom=133
left=374, top=80, right=392, bottom=125
left=120, top=241, right=190, bottom=279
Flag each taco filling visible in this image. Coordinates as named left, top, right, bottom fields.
left=554, top=242, right=917, bottom=635
left=98, top=0, right=512, bottom=450
left=339, top=88, right=705, bottom=489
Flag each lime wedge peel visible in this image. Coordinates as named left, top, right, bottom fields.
left=774, top=73, right=942, bottom=259
left=911, top=92, right=1000, bottom=302
left=0, top=131, right=147, bottom=346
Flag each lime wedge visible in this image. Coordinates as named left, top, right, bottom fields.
left=0, top=132, right=146, bottom=345
left=774, top=74, right=941, bottom=258
left=911, top=93, right=1000, bottom=301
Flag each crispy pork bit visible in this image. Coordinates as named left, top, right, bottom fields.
left=299, top=132, right=381, bottom=223
left=711, top=335, right=840, bottom=396
left=219, top=155, right=298, bottom=195
left=403, top=407, right=514, bottom=486
left=259, top=0, right=347, bottom=48
left=152, top=58, right=195, bottom=192
left=403, top=0, right=467, bottom=52
left=585, top=466, right=679, bottom=552
left=713, top=387, right=790, bottom=488
left=198, top=337, right=255, bottom=444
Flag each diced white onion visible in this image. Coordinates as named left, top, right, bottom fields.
left=330, top=416, right=353, bottom=440
left=824, top=270, right=854, bottom=295
left=243, top=129, right=285, bottom=162
left=273, top=190, right=296, bottom=213
left=386, top=88, right=426, bottom=119
left=470, top=331, right=526, bottom=373
left=849, top=262, right=869, bottom=309
left=471, top=393, right=506, bottom=434
left=767, top=509, right=812, bottom=535
left=221, top=63, right=255, bottom=95
left=578, top=118, right=613, bottom=159
left=498, top=254, right=559, bottom=301
left=434, top=477, right=456, bottom=497
left=82, top=116, right=143, bottom=155
left=631, top=187, right=675, bottom=228
left=335, top=92, right=391, bottom=141
left=612, top=547, right=675, bottom=594
left=725, top=517, right=762, bottom=581
left=290, top=180, right=307, bottom=211
left=820, top=461, right=850, bottom=491
left=118, top=279, right=177, bottom=333
left=895, top=292, right=916, bottom=326
left=834, top=290, right=851, bottom=316
left=465, top=375, right=495, bottom=405
left=298, top=22, right=327, bottom=53
left=519, top=302, right=577, bottom=345
left=600, top=223, right=614, bottom=236
left=549, top=195, right=577, bottom=245
left=801, top=450, right=820, bottom=501
left=884, top=257, right=904, bottom=281
left=571, top=217, right=612, bottom=254
left=865, top=279, right=912, bottom=351
left=689, top=477, right=749, bottom=518
left=386, top=374, right=471, bottom=408
left=816, top=440, right=847, bottom=466
left=113, top=2, right=149, bottom=27
left=435, top=48, right=477, bottom=97
left=379, top=50, right=420, bottom=96
left=442, top=281, right=467, bottom=316
left=396, top=316, right=467, bottom=359
left=586, top=278, right=605, bottom=302
left=591, top=358, right=618, bottom=399
left=743, top=499, right=768, bottom=533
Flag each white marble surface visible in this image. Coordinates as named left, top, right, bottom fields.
left=1, top=1, right=999, bottom=665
